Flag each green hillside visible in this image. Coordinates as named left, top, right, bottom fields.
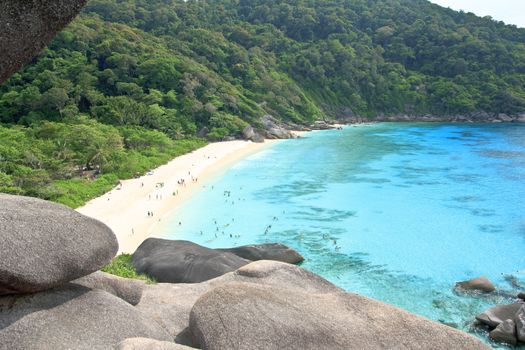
left=1, top=0, right=525, bottom=205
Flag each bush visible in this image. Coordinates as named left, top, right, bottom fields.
left=101, top=254, right=156, bottom=283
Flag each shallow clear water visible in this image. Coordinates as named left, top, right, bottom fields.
left=153, top=123, right=525, bottom=347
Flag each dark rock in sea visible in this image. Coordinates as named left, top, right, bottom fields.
left=189, top=282, right=489, bottom=350
left=136, top=261, right=342, bottom=339
left=0, top=285, right=171, bottom=350
left=455, top=276, right=495, bottom=293
left=115, top=338, right=193, bottom=350
left=476, top=303, right=523, bottom=328
left=71, top=271, right=145, bottom=306
left=132, top=239, right=249, bottom=283
left=489, top=319, right=518, bottom=345
left=217, top=243, right=304, bottom=264
left=518, top=292, right=525, bottom=301
left=0, top=194, right=118, bottom=295
left=0, top=0, right=87, bottom=84
left=516, top=306, right=525, bottom=343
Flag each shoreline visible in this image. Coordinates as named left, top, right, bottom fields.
left=77, top=139, right=280, bottom=254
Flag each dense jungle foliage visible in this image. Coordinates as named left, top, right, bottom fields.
left=1, top=0, right=525, bottom=205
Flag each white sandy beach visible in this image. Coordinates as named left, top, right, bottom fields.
left=77, top=140, right=278, bottom=254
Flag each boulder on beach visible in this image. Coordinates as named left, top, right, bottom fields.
left=189, top=282, right=489, bottom=350
left=476, top=303, right=523, bottom=328
left=489, top=319, right=518, bottom=345
left=217, top=243, right=304, bottom=264
left=132, top=239, right=249, bottom=283
left=0, top=285, right=171, bottom=350
left=0, top=0, right=87, bottom=84
left=455, top=276, right=495, bottom=293
left=0, top=194, right=118, bottom=295
left=261, top=115, right=294, bottom=139
left=115, top=338, right=193, bottom=350
left=71, top=271, right=145, bottom=306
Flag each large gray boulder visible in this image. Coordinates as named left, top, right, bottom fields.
left=517, top=306, right=525, bottom=342
left=476, top=303, right=523, bottom=328
left=0, top=285, right=171, bottom=350
left=217, top=243, right=304, bottom=264
left=262, top=115, right=294, bottom=139
left=489, top=319, right=518, bottom=345
left=136, top=261, right=342, bottom=339
left=0, top=194, right=118, bottom=295
left=71, top=271, right=145, bottom=306
left=115, top=338, right=193, bottom=350
left=132, top=239, right=249, bottom=283
left=455, top=276, right=495, bottom=293
left=189, top=282, right=489, bottom=350
left=0, top=0, right=87, bottom=84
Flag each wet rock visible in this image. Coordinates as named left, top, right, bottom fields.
left=489, top=319, right=517, bottom=345
left=455, top=276, right=495, bottom=293
left=476, top=303, right=523, bottom=328
left=189, top=282, right=489, bottom=350
left=0, top=285, right=171, bottom=350
left=71, top=271, right=145, bottom=306
left=0, top=0, right=87, bottom=83
left=217, top=243, right=304, bottom=264
left=132, top=239, right=249, bottom=283
left=0, top=194, right=118, bottom=295
left=115, top=338, right=193, bottom=350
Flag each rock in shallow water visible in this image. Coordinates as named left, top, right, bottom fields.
left=455, top=276, right=495, bottom=293
left=0, top=285, right=171, bottom=350
left=217, top=243, right=304, bottom=264
left=132, top=239, right=249, bottom=283
left=489, top=319, right=518, bottom=345
left=71, top=271, right=145, bottom=306
left=189, top=282, right=489, bottom=350
left=476, top=303, right=523, bottom=328
left=0, top=0, right=87, bottom=84
left=0, top=194, right=118, bottom=295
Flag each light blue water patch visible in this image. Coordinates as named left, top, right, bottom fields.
left=153, top=123, right=525, bottom=347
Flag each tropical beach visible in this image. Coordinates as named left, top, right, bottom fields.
left=2, top=0, right=525, bottom=349
left=77, top=139, right=279, bottom=254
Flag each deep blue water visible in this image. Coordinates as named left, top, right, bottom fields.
left=153, top=123, right=525, bottom=346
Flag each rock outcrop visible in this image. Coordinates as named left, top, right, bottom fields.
left=261, top=115, right=295, bottom=139
left=0, top=0, right=88, bottom=84
left=242, top=126, right=264, bottom=143
left=476, top=303, right=523, bottom=328
left=517, top=306, right=525, bottom=343
left=0, top=194, right=118, bottom=295
left=115, top=338, right=193, bottom=350
left=217, top=243, right=304, bottom=264
left=455, top=276, right=495, bottom=293
left=189, top=282, right=488, bottom=350
left=71, top=271, right=145, bottom=306
left=132, top=239, right=250, bottom=283
left=489, top=319, right=518, bottom=345
left=136, top=261, right=341, bottom=338
left=0, top=285, right=171, bottom=350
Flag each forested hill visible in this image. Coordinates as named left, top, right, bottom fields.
left=1, top=0, right=525, bottom=205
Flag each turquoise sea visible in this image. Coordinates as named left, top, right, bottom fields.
left=153, top=123, right=525, bottom=347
